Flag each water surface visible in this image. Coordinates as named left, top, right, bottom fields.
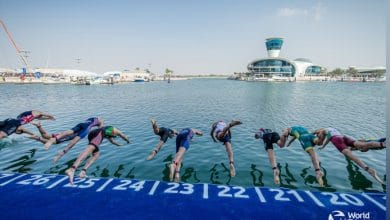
left=0, top=79, right=386, bottom=193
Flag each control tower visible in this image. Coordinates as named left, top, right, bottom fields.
left=265, top=37, right=283, bottom=58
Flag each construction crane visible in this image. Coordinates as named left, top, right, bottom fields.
left=0, top=19, right=29, bottom=70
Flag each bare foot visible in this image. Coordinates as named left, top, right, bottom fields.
left=79, top=170, right=88, bottom=178
left=147, top=150, right=157, bottom=160
left=229, top=162, right=236, bottom=177
left=229, top=120, right=242, bottom=127
left=44, top=137, right=56, bottom=150
left=367, top=168, right=385, bottom=185
left=316, top=170, right=324, bottom=187
left=273, top=169, right=280, bottom=185
left=169, top=163, right=176, bottom=181
left=65, top=167, right=75, bottom=185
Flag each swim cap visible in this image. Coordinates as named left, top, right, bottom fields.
left=104, top=126, right=114, bottom=136
left=255, top=128, right=273, bottom=139
left=255, top=128, right=265, bottom=139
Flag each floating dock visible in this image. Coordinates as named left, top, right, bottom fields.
left=0, top=173, right=385, bottom=219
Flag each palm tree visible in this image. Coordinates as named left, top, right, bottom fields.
left=346, top=67, right=359, bottom=77
left=164, top=68, right=173, bottom=80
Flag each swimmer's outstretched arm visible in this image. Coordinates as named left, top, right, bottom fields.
left=109, top=128, right=131, bottom=146
left=286, top=136, right=296, bottom=147
left=108, top=137, right=122, bottom=146
left=34, top=110, right=55, bottom=120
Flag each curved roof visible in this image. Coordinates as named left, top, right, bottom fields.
left=294, top=58, right=312, bottom=63
left=248, top=57, right=295, bottom=66
left=265, top=37, right=284, bottom=41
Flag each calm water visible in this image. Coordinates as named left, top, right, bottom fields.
left=0, top=79, right=386, bottom=193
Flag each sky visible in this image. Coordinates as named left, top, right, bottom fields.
left=0, top=0, right=386, bottom=75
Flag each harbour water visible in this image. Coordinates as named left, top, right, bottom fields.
left=0, top=79, right=386, bottom=193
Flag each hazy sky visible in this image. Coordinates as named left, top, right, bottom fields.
left=0, top=0, right=386, bottom=74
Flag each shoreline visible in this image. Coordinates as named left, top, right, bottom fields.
left=0, top=76, right=386, bottom=84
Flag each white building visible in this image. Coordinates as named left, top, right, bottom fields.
left=247, top=38, right=326, bottom=78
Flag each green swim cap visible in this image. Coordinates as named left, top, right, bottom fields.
left=104, top=126, right=114, bottom=136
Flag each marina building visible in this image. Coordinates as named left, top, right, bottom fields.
left=247, top=38, right=326, bottom=80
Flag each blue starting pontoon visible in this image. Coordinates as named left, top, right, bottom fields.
left=0, top=173, right=385, bottom=219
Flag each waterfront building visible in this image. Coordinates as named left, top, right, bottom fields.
left=247, top=38, right=326, bottom=80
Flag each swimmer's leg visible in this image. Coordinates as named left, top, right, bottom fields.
left=225, top=142, right=236, bottom=177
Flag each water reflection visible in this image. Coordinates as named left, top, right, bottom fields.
left=2, top=148, right=37, bottom=173
left=299, top=163, right=336, bottom=192
left=345, top=158, right=373, bottom=191
left=113, top=164, right=125, bottom=178
left=161, top=155, right=173, bottom=182
left=0, top=139, right=14, bottom=150
left=209, top=163, right=232, bottom=185
left=181, top=167, right=200, bottom=183
left=278, top=163, right=297, bottom=189
left=124, top=167, right=136, bottom=179
left=249, top=164, right=264, bottom=186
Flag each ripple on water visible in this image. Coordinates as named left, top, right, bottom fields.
left=0, top=80, right=385, bottom=192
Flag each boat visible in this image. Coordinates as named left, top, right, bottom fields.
left=134, top=76, right=146, bottom=82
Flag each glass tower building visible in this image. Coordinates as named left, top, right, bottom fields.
left=247, top=38, right=325, bottom=78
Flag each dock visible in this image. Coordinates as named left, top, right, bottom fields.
left=0, top=172, right=385, bottom=219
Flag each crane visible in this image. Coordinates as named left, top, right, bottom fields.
left=0, top=19, right=29, bottom=70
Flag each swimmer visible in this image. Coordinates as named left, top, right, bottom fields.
left=169, top=128, right=203, bottom=182
left=0, top=118, right=36, bottom=140
left=147, top=118, right=178, bottom=160
left=210, top=120, right=242, bottom=177
left=17, top=110, right=55, bottom=125
left=296, top=133, right=324, bottom=187
left=65, top=126, right=130, bottom=185
left=315, top=127, right=385, bottom=185
left=254, top=128, right=282, bottom=184
left=279, top=126, right=310, bottom=148
left=43, top=117, right=103, bottom=150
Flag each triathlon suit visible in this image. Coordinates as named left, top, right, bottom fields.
left=158, top=127, right=175, bottom=143
left=70, top=117, right=101, bottom=139
left=88, top=126, right=116, bottom=153
left=326, top=127, right=355, bottom=152
left=289, top=126, right=310, bottom=140
left=17, top=111, right=36, bottom=125
left=299, top=133, right=318, bottom=152
left=215, top=121, right=231, bottom=144
left=0, top=118, right=22, bottom=136
left=51, top=117, right=100, bottom=144
left=259, top=129, right=280, bottom=150
left=175, top=128, right=194, bottom=152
